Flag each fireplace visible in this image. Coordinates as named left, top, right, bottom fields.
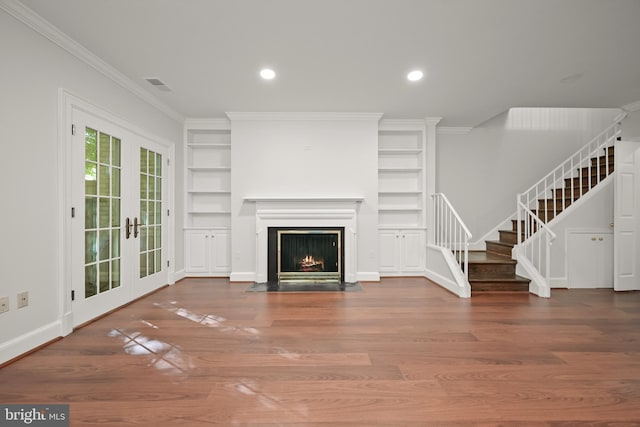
left=268, top=227, right=344, bottom=283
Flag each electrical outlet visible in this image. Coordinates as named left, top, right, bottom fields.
left=17, top=292, right=28, bottom=309
left=0, top=296, right=9, bottom=314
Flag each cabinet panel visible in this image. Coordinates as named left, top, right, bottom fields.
left=185, top=229, right=230, bottom=276
left=378, top=229, right=425, bottom=276
left=185, top=230, right=209, bottom=273
left=401, top=231, right=424, bottom=272
left=379, top=230, right=400, bottom=272
left=568, top=231, right=613, bottom=288
left=211, top=230, right=231, bottom=272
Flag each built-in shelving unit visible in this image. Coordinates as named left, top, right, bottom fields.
left=185, top=128, right=231, bottom=228
left=184, top=120, right=232, bottom=276
left=377, top=124, right=427, bottom=276
left=378, top=129, right=425, bottom=228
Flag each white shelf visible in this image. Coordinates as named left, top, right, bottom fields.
left=244, top=196, right=364, bottom=203
left=188, top=166, right=231, bottom=171
left=378, top=207, right=422, bottom=212
left=187, top=190, right=231, bottom=195
left=378, top=149, right=422, bottom=154
left=379, top=191, right=422, bottom=195
left=378, top=167, right=421, bottom=173
left=378, top=129, right=425, bottom=230
left=188, top=211, right=231, bottom=215
left=187, top=143, right=231, bottom=148
left=185, top=127, right=232, bottom=229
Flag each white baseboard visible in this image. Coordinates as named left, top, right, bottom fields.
left=357, top=272, right=380, bottom=282
left=424, top=269, right=468, bottom=298
left=550, top=277, right=569, bottom=288
left=230, top=272, right=256, bottom=282
left=170, top=269, right=186, bottom=283
left=0, top=321, right=63, bottom=365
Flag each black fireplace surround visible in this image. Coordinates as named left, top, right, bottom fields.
left=267, top=227, right=345, bottom=283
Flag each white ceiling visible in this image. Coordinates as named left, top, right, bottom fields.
left=18, top=0, right=640, bottom=126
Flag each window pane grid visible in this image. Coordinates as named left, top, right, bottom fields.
left=85, top=128, right=121, bottom=298
left=139, top=148, right=162, bottom=278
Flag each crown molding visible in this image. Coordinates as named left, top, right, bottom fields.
left=0, top=0, right=184, bottom=123
left=184, top=118, right=231, bottom=130
left=622, top=100, right=640, bottom=113
left=437, top=127, right=473, bottom=135
left=226, top=112, right=384, bottom=122
left=378, top=119, right=425, bottom=131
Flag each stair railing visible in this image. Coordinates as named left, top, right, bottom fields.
left=432, top=193, right=472, bottom=281
left=516, top=200, right=557, bottom=290
left=515, top=112, right=626, bottom=295
left=517, top=115, right=624, bottom=226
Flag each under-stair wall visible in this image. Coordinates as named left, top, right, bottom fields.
left=543, top=177, right=614, bottom=288
left=438, top=108, right=621, bottom=240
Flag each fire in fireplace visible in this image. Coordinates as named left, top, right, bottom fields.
left=268, top=227, right=344, bottom=283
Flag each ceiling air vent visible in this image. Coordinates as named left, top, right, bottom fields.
left=144, top=77, right=171, bottom=92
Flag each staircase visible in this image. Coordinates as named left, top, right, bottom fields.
left=466, top=146, right=615, bottom=293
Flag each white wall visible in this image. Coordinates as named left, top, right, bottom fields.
left=229, top=115, right=380, bottom=280
left=622, top=109, right=640, bottom=142
left=548, top=180, right=614, bottom=287
left=437, top=108, right=620, bottom=240
left=0, top=9, right=183, bottom=363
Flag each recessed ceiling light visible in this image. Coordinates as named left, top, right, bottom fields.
left=260, top=68, right=276, bottom=80
left=407, top=70, right=423, bottom=82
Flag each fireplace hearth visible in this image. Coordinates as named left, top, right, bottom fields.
left=268, top=227, right=344, bottom=283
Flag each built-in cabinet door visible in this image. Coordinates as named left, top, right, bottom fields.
left=379, top=229, right=425, bottom=276
left=210, top=230, right=231, bottom=273
left=400, top=230, right=424, bottom=272
left=185, top=230, right=210, bottom=273
left=185, top=229, right=230, bottom=276
left=379, top=230, right=400, bottom=273
left=568, top=231, right=613, bottom=288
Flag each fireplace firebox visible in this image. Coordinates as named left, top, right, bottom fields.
left=267, top=227, right=344, bottom=283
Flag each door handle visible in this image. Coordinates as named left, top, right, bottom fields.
left=125, top=217, right=132, bottom=239
left=134, top=217, right=141, bottom=238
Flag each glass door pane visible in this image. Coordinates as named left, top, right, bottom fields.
left=139, top=148, right=162, bottom=278
left=84, top=127, right=121, bottom=298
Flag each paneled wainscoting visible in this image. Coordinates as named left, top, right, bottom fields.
left=1, top=278, right=639, bottom=425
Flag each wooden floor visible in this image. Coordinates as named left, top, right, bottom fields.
left=2, top=278, right=640, bottom=426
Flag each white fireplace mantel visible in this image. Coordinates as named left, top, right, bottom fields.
left=244, top=196, right=364, bottom=203
left=254, top=206, right=359, bottom=283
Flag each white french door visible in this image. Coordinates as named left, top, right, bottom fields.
left=71, top=108, right=168, bottom=326
left=614, top=141, right=640, bottom=291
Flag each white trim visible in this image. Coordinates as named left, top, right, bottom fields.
left=171, top=269, right=186, bottom=284
left=230, top=272, right=257, bottom=282
left=0, top=321, right=62, bottom=365
left=184, top=118, right=231, bottom=130
left=425, top=245, right=471, bottom=298
left=226, top=112, right=383, bottom=121
left=60, top=89, right=176, bottom=326
left=378, top=119, right=425, bottom=131
left=437, top=127, right=473, bottom=135
left=357, top=272, right=381, bottom=282
left=0, top=0, right=183, bottom=123
left=252, top=208, right=359, bottom=283
left=244, top=196, right=364, bottom=203
left=622, top=100, right=640, bottom=113
left=550, top=277, right=568, bottom=288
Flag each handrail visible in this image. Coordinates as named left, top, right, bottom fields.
left=516, top=200, right=557, bottom=291
left=519, top=114, right=625, bottom=223
left=432, top=193, right=472, bottom=280
left=514, top=112, right=626, bottom=294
